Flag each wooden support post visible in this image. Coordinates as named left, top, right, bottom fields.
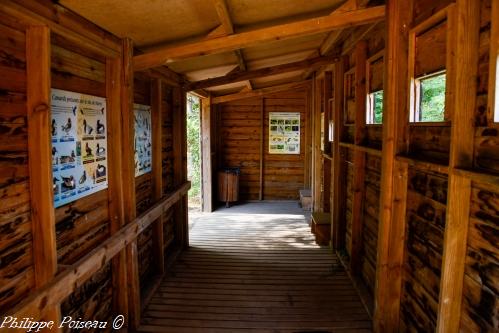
left=332, top=56, right=348, bottom=249
left=313, top=78, right=323, bottom=212
left=259, top=98, right=264, bottom=200
left=26, top=25, right=61, bottom=328
left=121, top=38, right=141, bottom=330
left=350, top=41, right=367, bottom=275
left=151, top=78, right=165, bottom=274
left=436, top=1, right=479, bottom=331
left=173, top=87, right=189, bottom=249
left=373, top=1, right=412, bottom=331
left=304, top=88, right=312, bottom=188
left=201, top=95, right=214, bottom=212
left=106, top=54, right=129, bottom=328
left=322, top=72, right=332, bottom=212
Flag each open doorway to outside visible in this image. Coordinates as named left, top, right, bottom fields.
left=186, top=93, right=201, bottom=211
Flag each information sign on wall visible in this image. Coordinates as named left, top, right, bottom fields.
left=134, top=104, right=152, bottom=176
left=269, top=112, right=300, bottom=154
left=51, top=89, right=108, bottom=208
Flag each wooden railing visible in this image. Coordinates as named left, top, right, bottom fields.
left=7, top=181, right=190, bottom=322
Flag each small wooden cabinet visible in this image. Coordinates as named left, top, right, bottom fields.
left=218, top=168, right=240, bottom=207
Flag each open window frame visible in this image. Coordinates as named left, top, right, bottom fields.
left=365, top=50, right=384, bottom=125
left=408, top=6, right=454, bottom=125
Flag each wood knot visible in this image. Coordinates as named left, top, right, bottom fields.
left=34, top=103, right=50, bottom=113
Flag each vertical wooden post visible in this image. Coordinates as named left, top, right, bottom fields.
left=151, top=78, right=165, bottom=274
left=332, top=56, right=348, bottom=249
left=374, top=1, right=412, bottom=331
left=26, top=25, right=61, bottom=328
left=313, top=78, right=323, bottom=212
left=201, top=95, right=214, bottom=212
left=121, top=38, right=141, bottom=330
left=350, top=41, right=367, bottom=275
left=310, top=78, right=316, bottom=209
left=437, top=1, right=479, bottom=331
left=106, top=54, right=129, bottom=328
left=322, top=72, right=332, bottom=213
left=173, top=87, right=188, bottom=249
left=259, top=98, right=264, bottom=200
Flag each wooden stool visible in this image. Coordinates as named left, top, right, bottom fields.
left=311, top=212, right=331, bottom=246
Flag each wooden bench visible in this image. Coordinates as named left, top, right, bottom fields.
left=299, top=189, right=312, bottom=211
left=311, top=212, right=331, bottom=246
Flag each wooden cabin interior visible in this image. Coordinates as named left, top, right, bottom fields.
left=0, top=0, right=498, bottom=332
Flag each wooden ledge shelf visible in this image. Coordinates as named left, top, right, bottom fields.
left=8, top=182, right=191, bottom=321
left=453, top=168, right=499, bottom=188
left=339, top=142, right=382, bottom=156
left=396, top=155, right=449, bottom=175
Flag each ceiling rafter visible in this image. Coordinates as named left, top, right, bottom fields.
left=212, top=80, right=311, bottom=104
left=186, top=54, right=339, bottom=90
left=133, top=5, right=385, bottom=71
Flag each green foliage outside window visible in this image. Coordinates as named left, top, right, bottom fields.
left=372, top=90, right=383, bottom=124
left=419, top=73, right=446, bottom=122
left=187, top=95, right=201, bottom=205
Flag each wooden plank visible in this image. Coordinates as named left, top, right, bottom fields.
left=332, top=56, right=348, bottom=249
left=213, top=0, right=234, bottom=34
left=106, top=54, right=129, bottom=326
left=187, top=55, right=339, bottom=91
left=212, top=81, right=310, bottom=104
left=26, top=24, right=61, bottom=329
left=350, top=41, right=367, bottom=275
left=201, top=95, right=214, bottom=212
left=151, top=78, right=165, bottom=274
left=488, top=0, right=499, bottom=123
left=133, top=6, right=386, bottom=70
left=322, top=72, right=332, bottom=213
left=313, top=77, right=323, bottom=212
left=373, top=1, right=413, bottom=331
left=259, top=98, right=264, bottom=200
left=8, top=182, right=190, bottom=325
left=436, top=1, right=480, bottom=332
left=138, top=202, right=371, bottom=332
left=121, top=38, right=141, bottom=330
left=2, top=0, right=119, bottom=57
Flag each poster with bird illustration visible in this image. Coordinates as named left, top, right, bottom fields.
left=134, top=104, right=152, bottom=177
left=51, top=89, right=108, bottom=208
left=269, top=112, right=300, bottom=154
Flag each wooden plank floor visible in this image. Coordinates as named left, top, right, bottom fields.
left=139, top=202, right=372, bottom=333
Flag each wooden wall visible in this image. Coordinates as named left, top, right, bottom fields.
left=0, top=10, right=34, bottom=314
left=0, top=0, right=188, bottom=330
left=316, top=0, right=499, bottom=331
left=218, top=88, right=309, bottom=201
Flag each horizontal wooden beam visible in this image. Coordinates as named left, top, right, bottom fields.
left=212, top=80, right=310, bottom=104
left=8, top=182, right=191, bottom=323
left=134, top=5, right=385, bottom=70
left=187, top=54, right=338, bottom=90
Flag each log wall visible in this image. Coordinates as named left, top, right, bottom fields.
left=218, top=89, right=308, bottom=201
left=320, top=0, right=498, bottom=331
left=0, top=1, right=187, bottom=330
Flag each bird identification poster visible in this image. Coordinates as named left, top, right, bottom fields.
left=51, top=89, right=108, bottom=208
left=269, top=112, right=300, bottom=154
left=134, top=104, right=152, bottom=177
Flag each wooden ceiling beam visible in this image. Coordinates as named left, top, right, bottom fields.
left=212, top=80, right=311, bottom=104
left=186, top=54, right=338, bottom=90
left=134, top=5, right=385, bottom=71
left=213, top=0, right=234, bottom=34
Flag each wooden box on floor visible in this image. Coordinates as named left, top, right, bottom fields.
left=300, top=189, right=312, bottom=211
left=311, top=212, right=331, bottom=246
